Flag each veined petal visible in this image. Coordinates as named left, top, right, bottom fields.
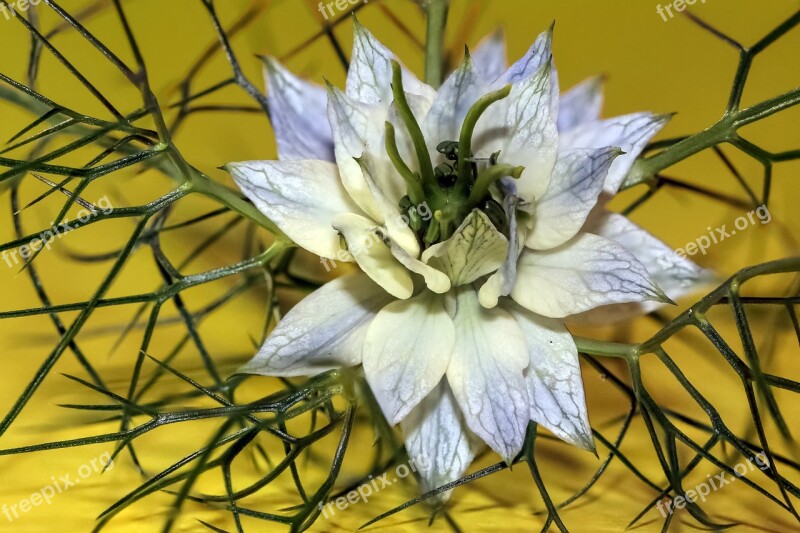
left=357, top=155, right=420, bottom=258
left=400, top=380, right=482, bottom=505
left=498, top=24, right=560, bottom=115
left=573, top=210, right=715, bottom=324
left=327, top=86, right=387, bottom=222
left=390, top=241, right=451, bottom=294
left=237, top=273, right=392, bottom=377
left=363, top=291, right=455, bottom=424
left=500, top=25, right=553, bottom=85
left=472, top=29, right=507, bottom=84
left=333, top=213, right=413, bottom=300
left=479, top=193, right=527, bottom=308
left=505, top=303, right=595, bottom=451
left=263, top=57, right=334, bottom=161
left=423, top=55, right=486, bottom=146
left=560, top=112, right=670, bottom=194
left=526, top=147, right=622, bottom=250
left=226, top=160, right=358, bottom=258
left=513, top=232, right=669, bottom=318
left=347, top=20, right=435, bottom=106
left=446, top=287, right=529, bottom=463
left=422, top=210, right=508, bottom=286
left=496, top=62, right=559, bottom=203
left=557, top=76, right=605, bottom=133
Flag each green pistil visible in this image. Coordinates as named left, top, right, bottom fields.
left=456, top=84, right=512, bottom=191
left=467, top=164, right=525, bottom=207
left=384, top=121, right=424, bottom=205
left=391, top=61, right=434, bottom=184
left=384, top=67, right=519, bottom=246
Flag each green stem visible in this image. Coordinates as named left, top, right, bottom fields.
left=623, top=86, right=800, bottom=190
left=623, top=118, right=731, bottom=190
left=423, top=0, right=449, bottom=88
left=734, top=86, right=800, bottom=127
left=573, top=337, right=636, bottom=360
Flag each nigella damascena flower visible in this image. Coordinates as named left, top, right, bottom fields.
left=224, top=22, right=710, bottom=500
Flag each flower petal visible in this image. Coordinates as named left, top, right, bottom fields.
left=347, top=20, right=435, bottom=106
left=513, top=232, right=669, bottom=318
left=495, top=62, right=559, bottom=204
left=505, top=303, right=595, bottom=450
left=525, top=147, right=621, bottom=250
left=446, top=287, right=529, bottom=462
left=497, top=24, right=560, bottom=113
left=226, top=160, right=358, bottom=258
left=573, top=210, right=716, bottom=324
left=557, top=76, right=604, bottom=133
left=390, top=241, right=451, bottom=294
left=327, top=86, right=387, bottom=222
left=363, top=291, right=455, bottom=424
left=472, top=29, right=507, bottom=84
left=423, top=56, right=486, bottom=151
left=478, top=193, right=527, bottom=308
left=500, top=25, right=553, bottom=85
left=356, top=155, right=421, bottom=258
left=263, top=57, right=334, bottom=161
left=332, top=212, right=413, bottom=300
left=560, top=112, right=670, bottom=194
left=422, top=210, right=508, bottom=286
left=400, top=380, right=482, bottom=505
left=327, top=89, right=426, bottom=252
left=237, top=273, right=392, bottom=377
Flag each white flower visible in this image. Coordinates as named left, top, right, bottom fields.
left=225, top=23, right=710, bottom=502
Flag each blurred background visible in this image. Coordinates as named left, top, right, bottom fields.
left=0, top=0, right=798, bottom=531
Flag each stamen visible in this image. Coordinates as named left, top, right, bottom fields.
left=435, top=209, right=456, bottom=241
left=436, top=141, right=459, bottom=161
left=424, top=216, right=441, bottom=244
left=481, top=197, right=508, bottom=233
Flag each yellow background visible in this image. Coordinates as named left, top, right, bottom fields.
left=0, top=0, right=798, bottom=531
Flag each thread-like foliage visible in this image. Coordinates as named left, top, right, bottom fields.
left=0, top=1, right=798, bottom=532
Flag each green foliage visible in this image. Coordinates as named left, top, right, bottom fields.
left=0, top=1, right=798, bottom=531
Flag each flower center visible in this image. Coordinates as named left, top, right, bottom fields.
left=385, top=61, right=523, bottom=247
